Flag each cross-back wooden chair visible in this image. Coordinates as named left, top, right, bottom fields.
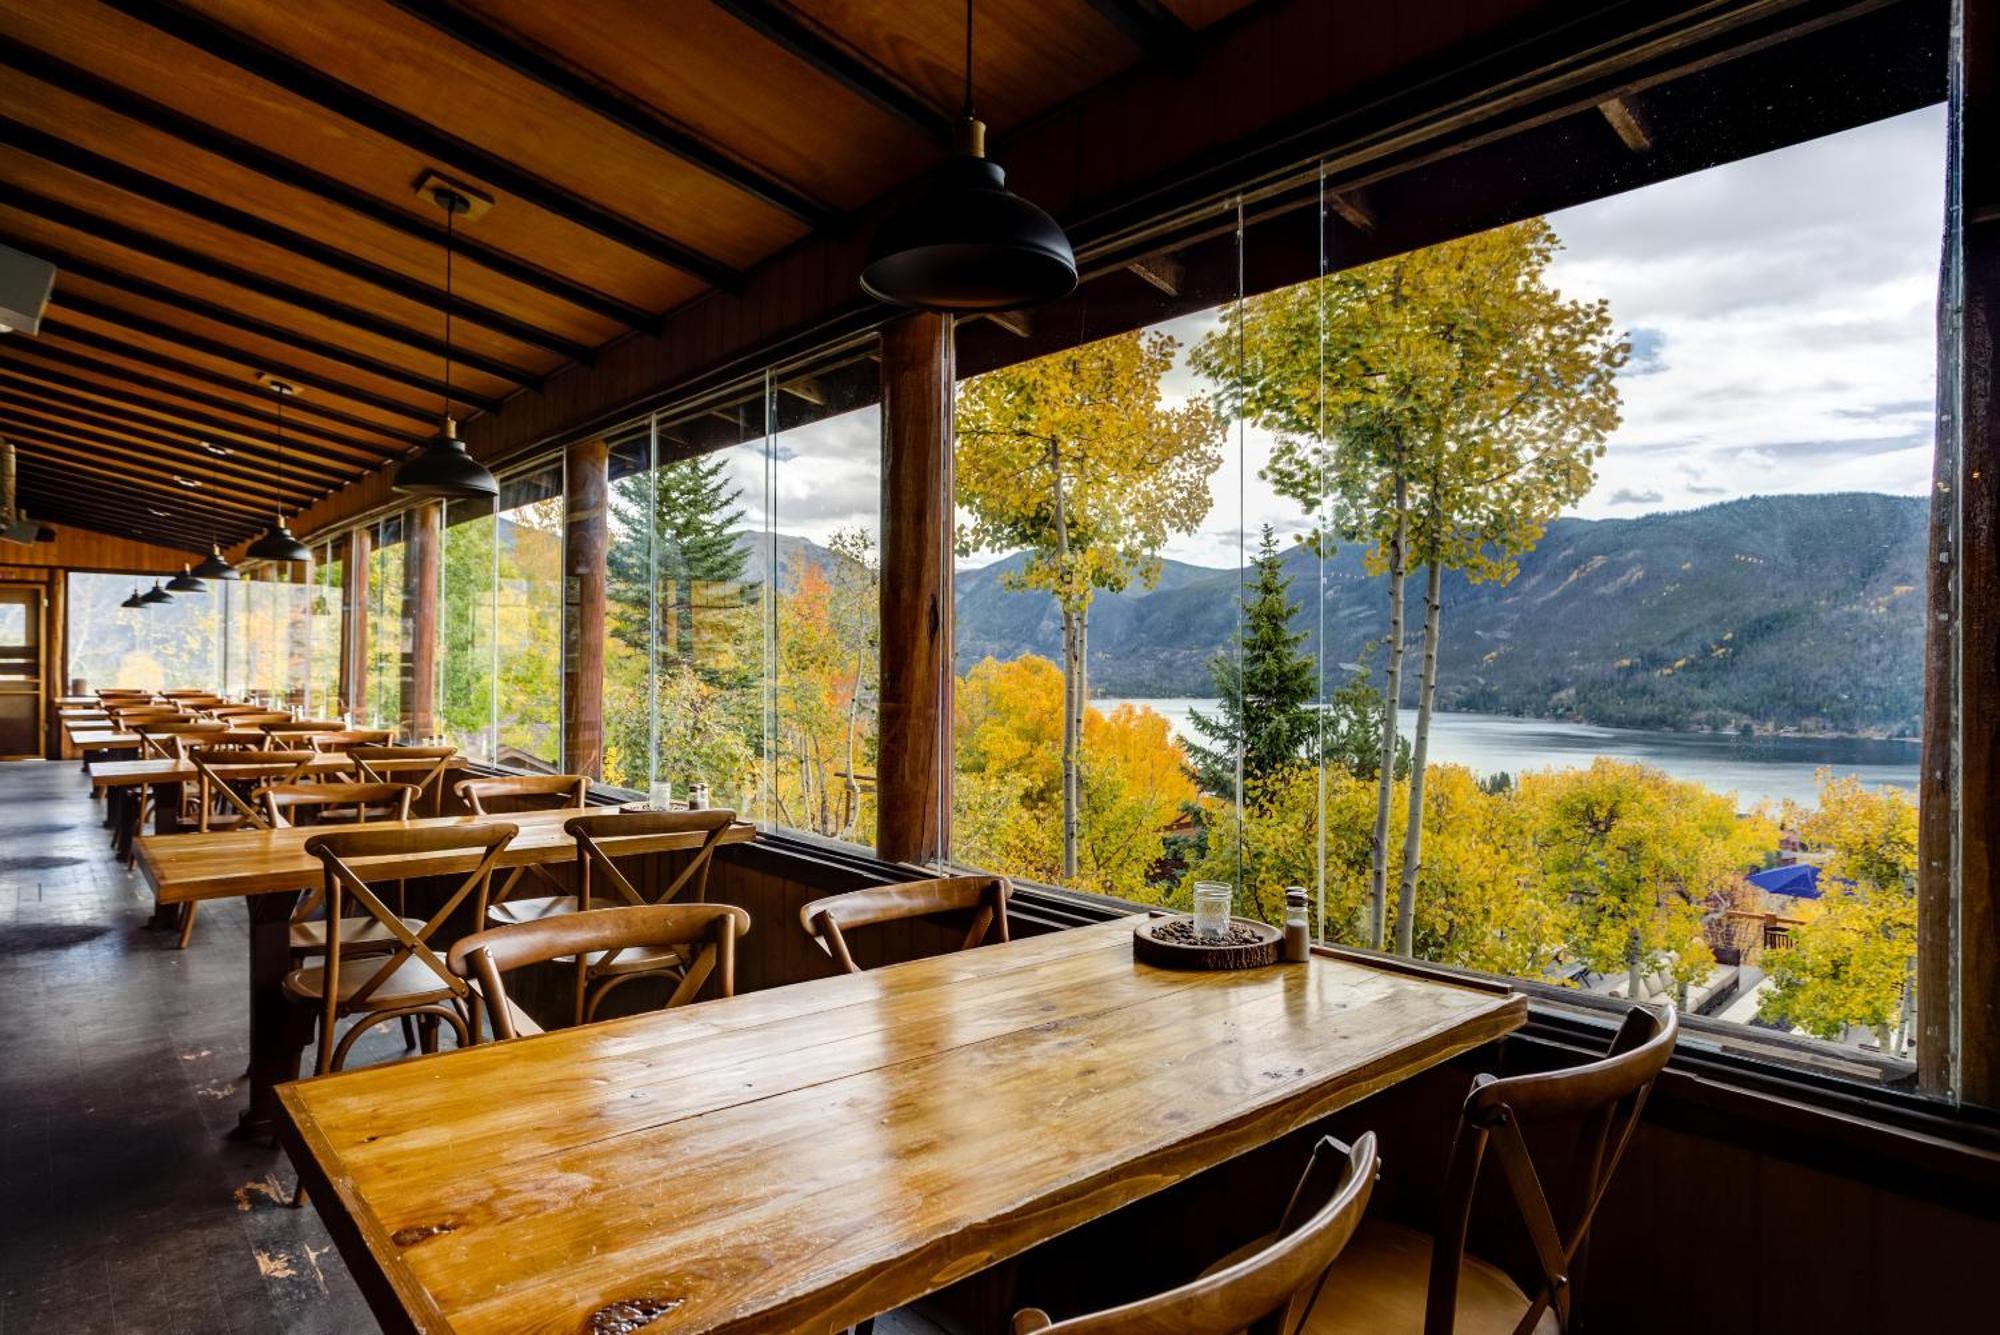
left=1297, top=1004, right=1678, bottom=1335
left=447, top=903, right=752, bottom=1041
left=309, top=728, right=395, bottom=753
left=1014, top=1133, right=1381, bottom=1335
left=351, top=744, right=457, bottom=814
left=285, top=822, right=519, bottom=1076
left=799, top=875, right=1012, bottom=975
left=165, top=748, right=318, bottom=949
left=260, top=782, right=427, bottom=970
left=218, top=711, right=293, bottom=727
left=455, top=773, right=590, bottom=815
left=133, top=719, right=228, bottom=760
left=207, top=704, right=272, bottom=718
left=111, top=707, right=191, bottom=728
left=262, top=722, right=348, bottom=749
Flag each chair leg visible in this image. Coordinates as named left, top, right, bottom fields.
left=290, top=1179, right=309, bottom=1210
left=176, top=902, right=198, bottom=949
left=400, top=1015, right=418, bottom=1050
left=418, top=1014, right=440, bottom=1055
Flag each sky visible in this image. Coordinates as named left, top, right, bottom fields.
left=738, top=104, right=1947, bottom=569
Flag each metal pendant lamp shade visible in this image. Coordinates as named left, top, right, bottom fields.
left=120, top=588, right=146, bottom=610
left=861, top=119, right=1076, bottom=312
left=193, top=542, right=238, bottom=581
left=859, top=1, right=1074, bottom=313
left=165, top=564, right=206, bottom=594
left=396, top=416, right=497, bottom=499
left=139, top=579, right=173, bottom=605
left=395, top=186, right=498, bottom=500
left=247, top=517, right=311, bottom=564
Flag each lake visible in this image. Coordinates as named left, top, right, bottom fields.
left=1094, top=698, right=1921, bottom=810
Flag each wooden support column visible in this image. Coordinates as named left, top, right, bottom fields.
left=564, top=436, right=608, bottom=778
left=876, top=313, right=953, bottom=865
left=403, top=501, right=441, bottom=738
left=1929, top=0, right=1998, bottom=1105
left=340, top=525, right=370, bottom=720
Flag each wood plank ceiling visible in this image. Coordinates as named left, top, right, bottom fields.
left=0, top=0, right=1252, bottom=553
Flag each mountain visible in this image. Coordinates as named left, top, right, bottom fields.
left=951, top=494, right=1929, bottom=737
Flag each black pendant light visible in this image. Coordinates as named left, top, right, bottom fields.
left=120, top=587, right=147, bottom=610
left=166, top=563, right=206, bottom=594
left=192, top=540, right=238, bottom=581
left=140, top=578, right=173, bottom=605
left=247, top=380, right=312, bottom=563
left=859, top=0, right=1075, bottom=312
left=394, top=187, right=498, bottom=499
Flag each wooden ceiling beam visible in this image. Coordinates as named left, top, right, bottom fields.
left=1077, top=0, right=1194, bottom=56
left=8, top=468, right=243, bottom=551
left=1598, top=95, right=1656, bottom=152
left=3, top=434, right=277, bottom=519
left=706, top=0, right=952, bottom=140
left=31, top=321, right=431, bottom=440
left=101, top=0, right=746, bottom=291
left=0, top=117, right=590, bottom=366
left=0, top=34, right=653, bottom=331
left=0, top=364, right=385, bottom=474
left=1126, top=252, right=1184, bottom=295
left=34, top=243, right=535, bottom=397
left=47, top=294, right=480, bottom=421
left=4, top=336, right=422, bottom=451
left=382, top=0, right=837, bottom=229
left=0, top=416, right=329, bottom=514
left=0, top=402, right=336, bottom=504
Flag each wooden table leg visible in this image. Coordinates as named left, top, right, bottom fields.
left=144, top=781, right=185, bottom=930
left=232, top=888, right=307, bottom=1139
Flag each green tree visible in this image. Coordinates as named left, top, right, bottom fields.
left=1197, top=218, right=1626, bottom=952
left=957, top=330, right=1224, bottom=880
left=1186, top=526, right=1319, bottom=797
left=1322, top=666, right=1410, bottom=784
left=1759, top=773, right=1918, bottom=1048
left=608, top=453, right=753, bottom=671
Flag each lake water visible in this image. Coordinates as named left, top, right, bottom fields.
left=1095, top=698, right=1921, bottom=810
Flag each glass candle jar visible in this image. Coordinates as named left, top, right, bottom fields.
left=1191, top=881, right=1232, bottom=942
left=649, top=780, right=675, bottom=811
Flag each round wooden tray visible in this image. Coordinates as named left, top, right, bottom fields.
left=1132, top=915, right=1282, bottom=970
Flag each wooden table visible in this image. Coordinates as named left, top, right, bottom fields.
left=279, top=919, right=1524, bottom=1335
left=139, top=808, right=755, bottom=1134
left=89, top=755, right=363, bottom=861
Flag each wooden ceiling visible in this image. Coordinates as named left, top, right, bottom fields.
left=0, top=0, right=1254, bottom=552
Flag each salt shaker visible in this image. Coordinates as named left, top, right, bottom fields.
left=1283, top=886, right=1311, bottom=963
left=688, top=781, right=711, bottom=811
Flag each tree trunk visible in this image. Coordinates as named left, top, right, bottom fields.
left=1061, top=607, right=1082, bottom=880
left=1368, top=477, right=1409, bottom=949
left=1395, top=556, right=1444, bottom=955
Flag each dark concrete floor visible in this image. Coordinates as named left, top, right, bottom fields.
left=0, top=760, right=945, bottom=1334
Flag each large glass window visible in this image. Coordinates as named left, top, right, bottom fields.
left=948, top=108, right=1942, bottom=1069
left=307, top=542, right=343, bottom=717
left=441, top=494, right=497, bottom=761
left=367, top=513, right=406, bottom=730
left=65, top=572, right=221, bottom=693
left=493, top=464, right=564, bottom=770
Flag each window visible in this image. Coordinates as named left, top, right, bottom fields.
left=307, top=542, right=343, bottom=717
left=441, top=493, right=497, bottom=761
left=948, top=108, right=1943, bottom=1071
left=367, top=513, right=406, bottom=730
left=492, top=464, right=564, bottom=770
left=65, top=572, right=220, bottom=693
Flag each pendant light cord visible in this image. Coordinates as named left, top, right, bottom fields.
left=963, top=0, right=974, bottom=118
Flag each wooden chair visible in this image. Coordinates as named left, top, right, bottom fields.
left=310, top=729, right=396, bottom=753
left=1296, top=1004, right=1679, bottom=1335
left=455, top=773, right=590, bottom=815
left=208, top=704, right=274, bottom=718
left=166, top=748, right=317, bottom=949
left=262, top=723, right=348, bottom=749
left=133, top=719, right=228, bottom=760
left=218, top=711, right=294, bottom=727
left=260, top=783, right=427, bottom=969
left=447, top=903, right=751, bottom=1041
left=284, top=822, right=518, bottom=1076
left=799, top=875, right=1012, bottom=974
left=351, top=744, right=457, bottom=814
left=1013, top=1133, right=1381, bottom=1335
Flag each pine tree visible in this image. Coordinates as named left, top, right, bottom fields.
left=1323, top=666, right=1410, bottom=783
left=1186, top=527, right=1319, bottom=797
left=607, top=453, right=753, bottom=671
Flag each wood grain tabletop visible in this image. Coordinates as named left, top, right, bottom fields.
left=278, top=918, right=1525, bottom=1334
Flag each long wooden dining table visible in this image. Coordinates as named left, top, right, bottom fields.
left=138, top=807, right=755, bottom=1134
left=278, top=917, right=1525, bottom=1334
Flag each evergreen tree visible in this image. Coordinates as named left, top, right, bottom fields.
left=1323, top=667, right=1410, bottom=783
left=1186, top=527, right=1319, bottom=796
left=607, top=453, right=753, bottom=672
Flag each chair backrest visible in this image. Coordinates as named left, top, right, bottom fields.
left=220, top=711, right=293, bottom=727
left=1014, top=1133, right=1380, bottom=1335
left=456, top=774, right=590, bottom=815
left=448, top=903, right=752, bottom=1040
left=133, top=719, right=228, bottom=759
left=1423, top=1003, right=1678, bottom=1335
left=185, top=747, right=317, bottom=830
left=208, top=704, right=271, bottom=718
left=259, top=781, right=419, bottom=828
left=302, top=823, right=518, bottom=1012
left=563, top=808, right=737, bottom=912
left=310, top=729, right=396, bottom=752
left=112, top=707, right=191, bottom=726
left=351, top=745, right=457, bottom=813
left=261, top=725, right=344, bottom=749
left=800, top=875, right=1012, bottom=975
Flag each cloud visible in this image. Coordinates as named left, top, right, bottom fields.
left=1608, top=488, right=1664, bottom=506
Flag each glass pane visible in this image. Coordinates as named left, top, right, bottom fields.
left=441, top=494, right=498, bottom=761
left=308, top=543, right=344, bottom=717
left=64, top=572, right=221, bottom=693
left=493, top=465, right=564, bottom=770
left=772, top=348, right=880, bottom=844
left=368, top=513, right=406, bottom=730
left=603, top=418, right=655, bottom=792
